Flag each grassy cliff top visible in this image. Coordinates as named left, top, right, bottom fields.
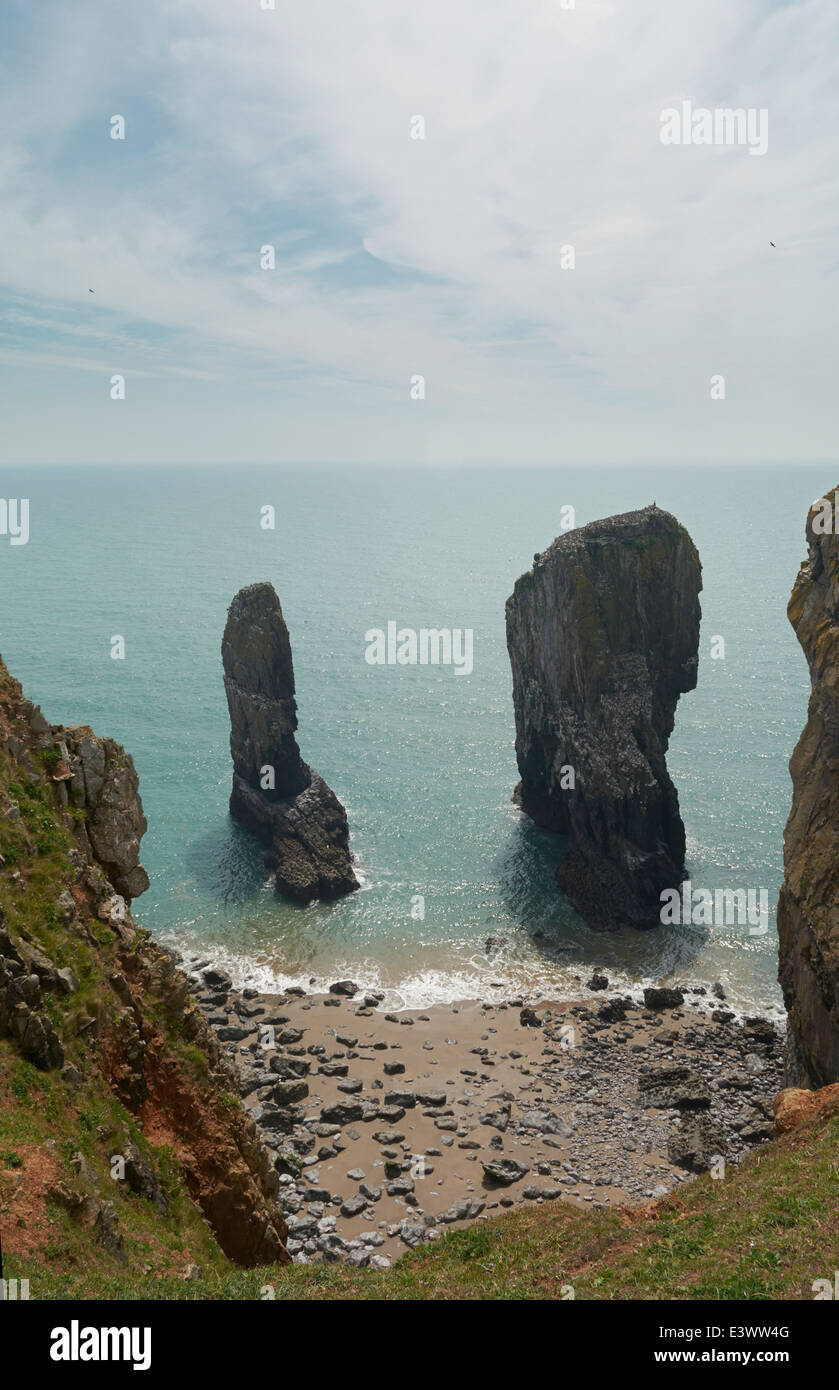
left=5, top=1092, right=836, bottom=1299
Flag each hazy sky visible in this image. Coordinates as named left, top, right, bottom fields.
left=1, top=0, right=837, bottom=465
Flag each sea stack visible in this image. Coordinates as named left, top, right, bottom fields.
left=506, top=504, right=702, bottom=930
left=778, top=487, right=839, bottom=1087
left=222, top=583, right=359, bottom=902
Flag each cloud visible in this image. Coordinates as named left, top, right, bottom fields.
left=0, top=0, right=837, bottom=462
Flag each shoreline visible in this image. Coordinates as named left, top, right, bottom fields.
left=157, top=930, right=787, bottom=1024
left=175, top=950, right=785, bottom=1269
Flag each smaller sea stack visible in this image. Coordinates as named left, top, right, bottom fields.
left=222, top=583, right=358, bottom=902
left=506, top=504, right=702, bottom=930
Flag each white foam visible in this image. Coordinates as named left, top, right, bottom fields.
left=165, top=931, right=784, bottom=1020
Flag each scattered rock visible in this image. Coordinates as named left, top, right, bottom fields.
left=638, top=1065, right=711, bottom=1111
left=667, top=1113, right=727, bottom=1173
left=643, top=986, right=684, bottom=1011
left=519, top=1007, right=542, bottom=1028
left=482, top=1158, right=530, bottom=1186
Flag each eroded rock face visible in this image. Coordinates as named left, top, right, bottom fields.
left=64, top=730, right=149, bottom=899
left=506, top=504, right=702, bottom=929
left=773, top=1083, right=839, bottom=1136
left=0, top=666, right=148, bottom=903
left=222, top=583, right=358, bottom=902
left=778, top=488, right=839, bottom=1087
left=0, top=922, right=64, bottom=1070
left=0, top=655, right=289, bottom=1268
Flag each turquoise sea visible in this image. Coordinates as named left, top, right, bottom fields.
left=0, top=463, right=825, bottom=1014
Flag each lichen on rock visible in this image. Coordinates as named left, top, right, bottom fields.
left=506, top=504, right=702, bottom=929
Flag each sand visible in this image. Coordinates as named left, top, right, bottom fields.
left=183, top=963, right=784, bottom=1267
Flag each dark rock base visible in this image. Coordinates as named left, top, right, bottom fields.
left=555, top=832, right=686, bottom=932
left=231, top=771, right=359, bottom=903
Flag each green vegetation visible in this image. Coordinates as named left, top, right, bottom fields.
left=1, top=661, right=832, bottom=1303
left=0, top=684, right=244, bottom=1291
left=4, top=1078, right=837, bottom=1300
left=0, top=1037, right=230, bottom=1289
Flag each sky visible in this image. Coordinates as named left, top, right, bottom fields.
left=0, top=0, right=837, bottom=466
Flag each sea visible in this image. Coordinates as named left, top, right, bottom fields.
left=0, top=462, right=827, bottom=1016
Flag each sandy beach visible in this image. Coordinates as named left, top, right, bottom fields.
left=179, top=956, right=784, bottom=1268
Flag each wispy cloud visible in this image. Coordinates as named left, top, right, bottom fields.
left=1, top=0, right=837, bottom=463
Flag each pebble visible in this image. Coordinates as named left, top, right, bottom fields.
left=189, top=961, right=785, bottom=1271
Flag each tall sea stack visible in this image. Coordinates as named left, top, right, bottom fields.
left=778, top=488, right=839, bottom=1087
left=506, top=504, right=702, bottom=930
left=222, top=583, right=359, bottom=902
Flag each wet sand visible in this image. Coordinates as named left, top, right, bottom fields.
left=182, top=962, right=784, bottom=1268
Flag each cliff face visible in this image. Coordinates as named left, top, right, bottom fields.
left=222, top=583, right=358, bottom=902
left=4, top=697, right=149, bottom=904
left=0, top=656, right=288, bottom=1271
left=778, top=488, right=839, bottom=1088
left=506, top=504, right=702, bottom=930
left=61, top=728, right=149, bottom=900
